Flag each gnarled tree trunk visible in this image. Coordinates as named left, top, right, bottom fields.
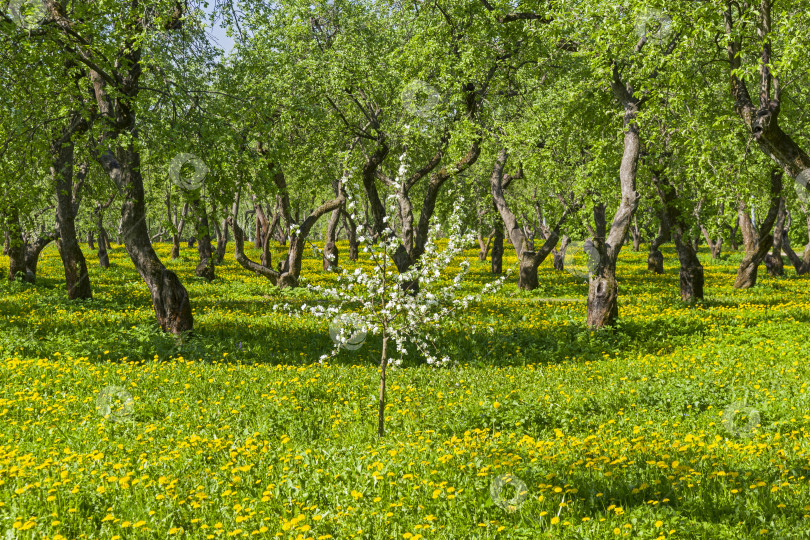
left=489, top=148, right=569, bottom=289
left=229, top=217, right=279, bottom=284
left=587, top=65, right=643, bottom=328
left=5, top=210, right=58, bottom=283
left=278, top=192, right=346, bottom=288
left=323, top=206, right=340, bottom=271
left=780, top=209, right=810, bottom=274
left=724, top=2, right=810, bottom=204
left=764, top=197, right=786, bottom=276
left=653, top=173, right=704, bottom=301
left=733, top=170, right=782, bottom=289
left=51, top=114, right=92, bottom=300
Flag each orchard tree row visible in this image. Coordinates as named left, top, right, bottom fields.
left=1, top=0, right=809, bottom=334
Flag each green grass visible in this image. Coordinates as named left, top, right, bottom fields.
left=0, top=240, right=808, bottom=539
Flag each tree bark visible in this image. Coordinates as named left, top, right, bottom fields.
left=24, top=233, right=58, bottom=282
left=489, top=148, right=569, bottom=289
left=190, top=197, right=215, bottom=281
left=95, top=207, right=110, bottom=269
left=699, top=221, right=723, bottom=259
left=587, top=65, right=643, bottom=328
left=551, top=235, right=570, bottom=271
left=781, top=208, right=810, bottom=274
left=168, top=195, right=189, bottom=260
left=647, top=212, right=669, bottom=274
left=277, top=191, right=346, bottom=288
left=216, top=194, right=239, bottom=265
left=724, top=3, right=810, bottom=187
left=764, top=197, right=786, bottom=276
left=477, top=228, right=495, bottom=261
left=5, top=208, right=58, bottom=283
left=253, top=200, right=267, bottom=250
left=653, top=173, right=704, bottom=301
left=6, top=208, right=27, bottom=282
left=228, top=217, right=279, bottom=284
left=491, top=223, right=503, bottom=274
left=51, top=113, right=92, bottom=300
left=323, top=206, right=340, bottom=271
left=733, top=170, right=782, bottom=289
left=724, top=218, right=741, bottom=250
left=262, top=202, right=281, bottom=268
left=86, top=57, right=193, bottom=335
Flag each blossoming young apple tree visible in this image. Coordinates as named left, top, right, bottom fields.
left=302, top=153, right=506, bottom=437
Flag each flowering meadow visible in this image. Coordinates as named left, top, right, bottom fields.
left=1, top=242, right=809, bottom=539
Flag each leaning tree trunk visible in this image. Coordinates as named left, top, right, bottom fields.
left=190, top=197, right=215, bottom=281
left=95, top=145, right=193, bottom=334
left=587, top=67, right=642, bottom=328
left=733, top=170, right=782, bottom=289
left=25, top=233, right=58, bottom=282
left=654, top=173, right=704, bottom=301
left=52, top=121, right=92, bottom=299
left=64, top=20, right=194, bottom=334
left=228, top=217, right=279, bottom=284
left=6, top=214, right=58, bottom=283
left=764, top=197, right=786, bottom=277
left=323, top=207, right=340, bottom=271
left=278, top=193, right=347, bottom=288
left=488, top=148, right=569, bottom=289
left=699, top=222, right=723, bottom=259
left=781, top=209, right=810, bottom=274
left=87, top=231, right=95, bottom=250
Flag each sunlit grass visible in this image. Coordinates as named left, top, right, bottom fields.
left=0, top=241, right=808, bottom=538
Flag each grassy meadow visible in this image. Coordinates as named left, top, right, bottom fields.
left=0, top=239, right=809, bottom=539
